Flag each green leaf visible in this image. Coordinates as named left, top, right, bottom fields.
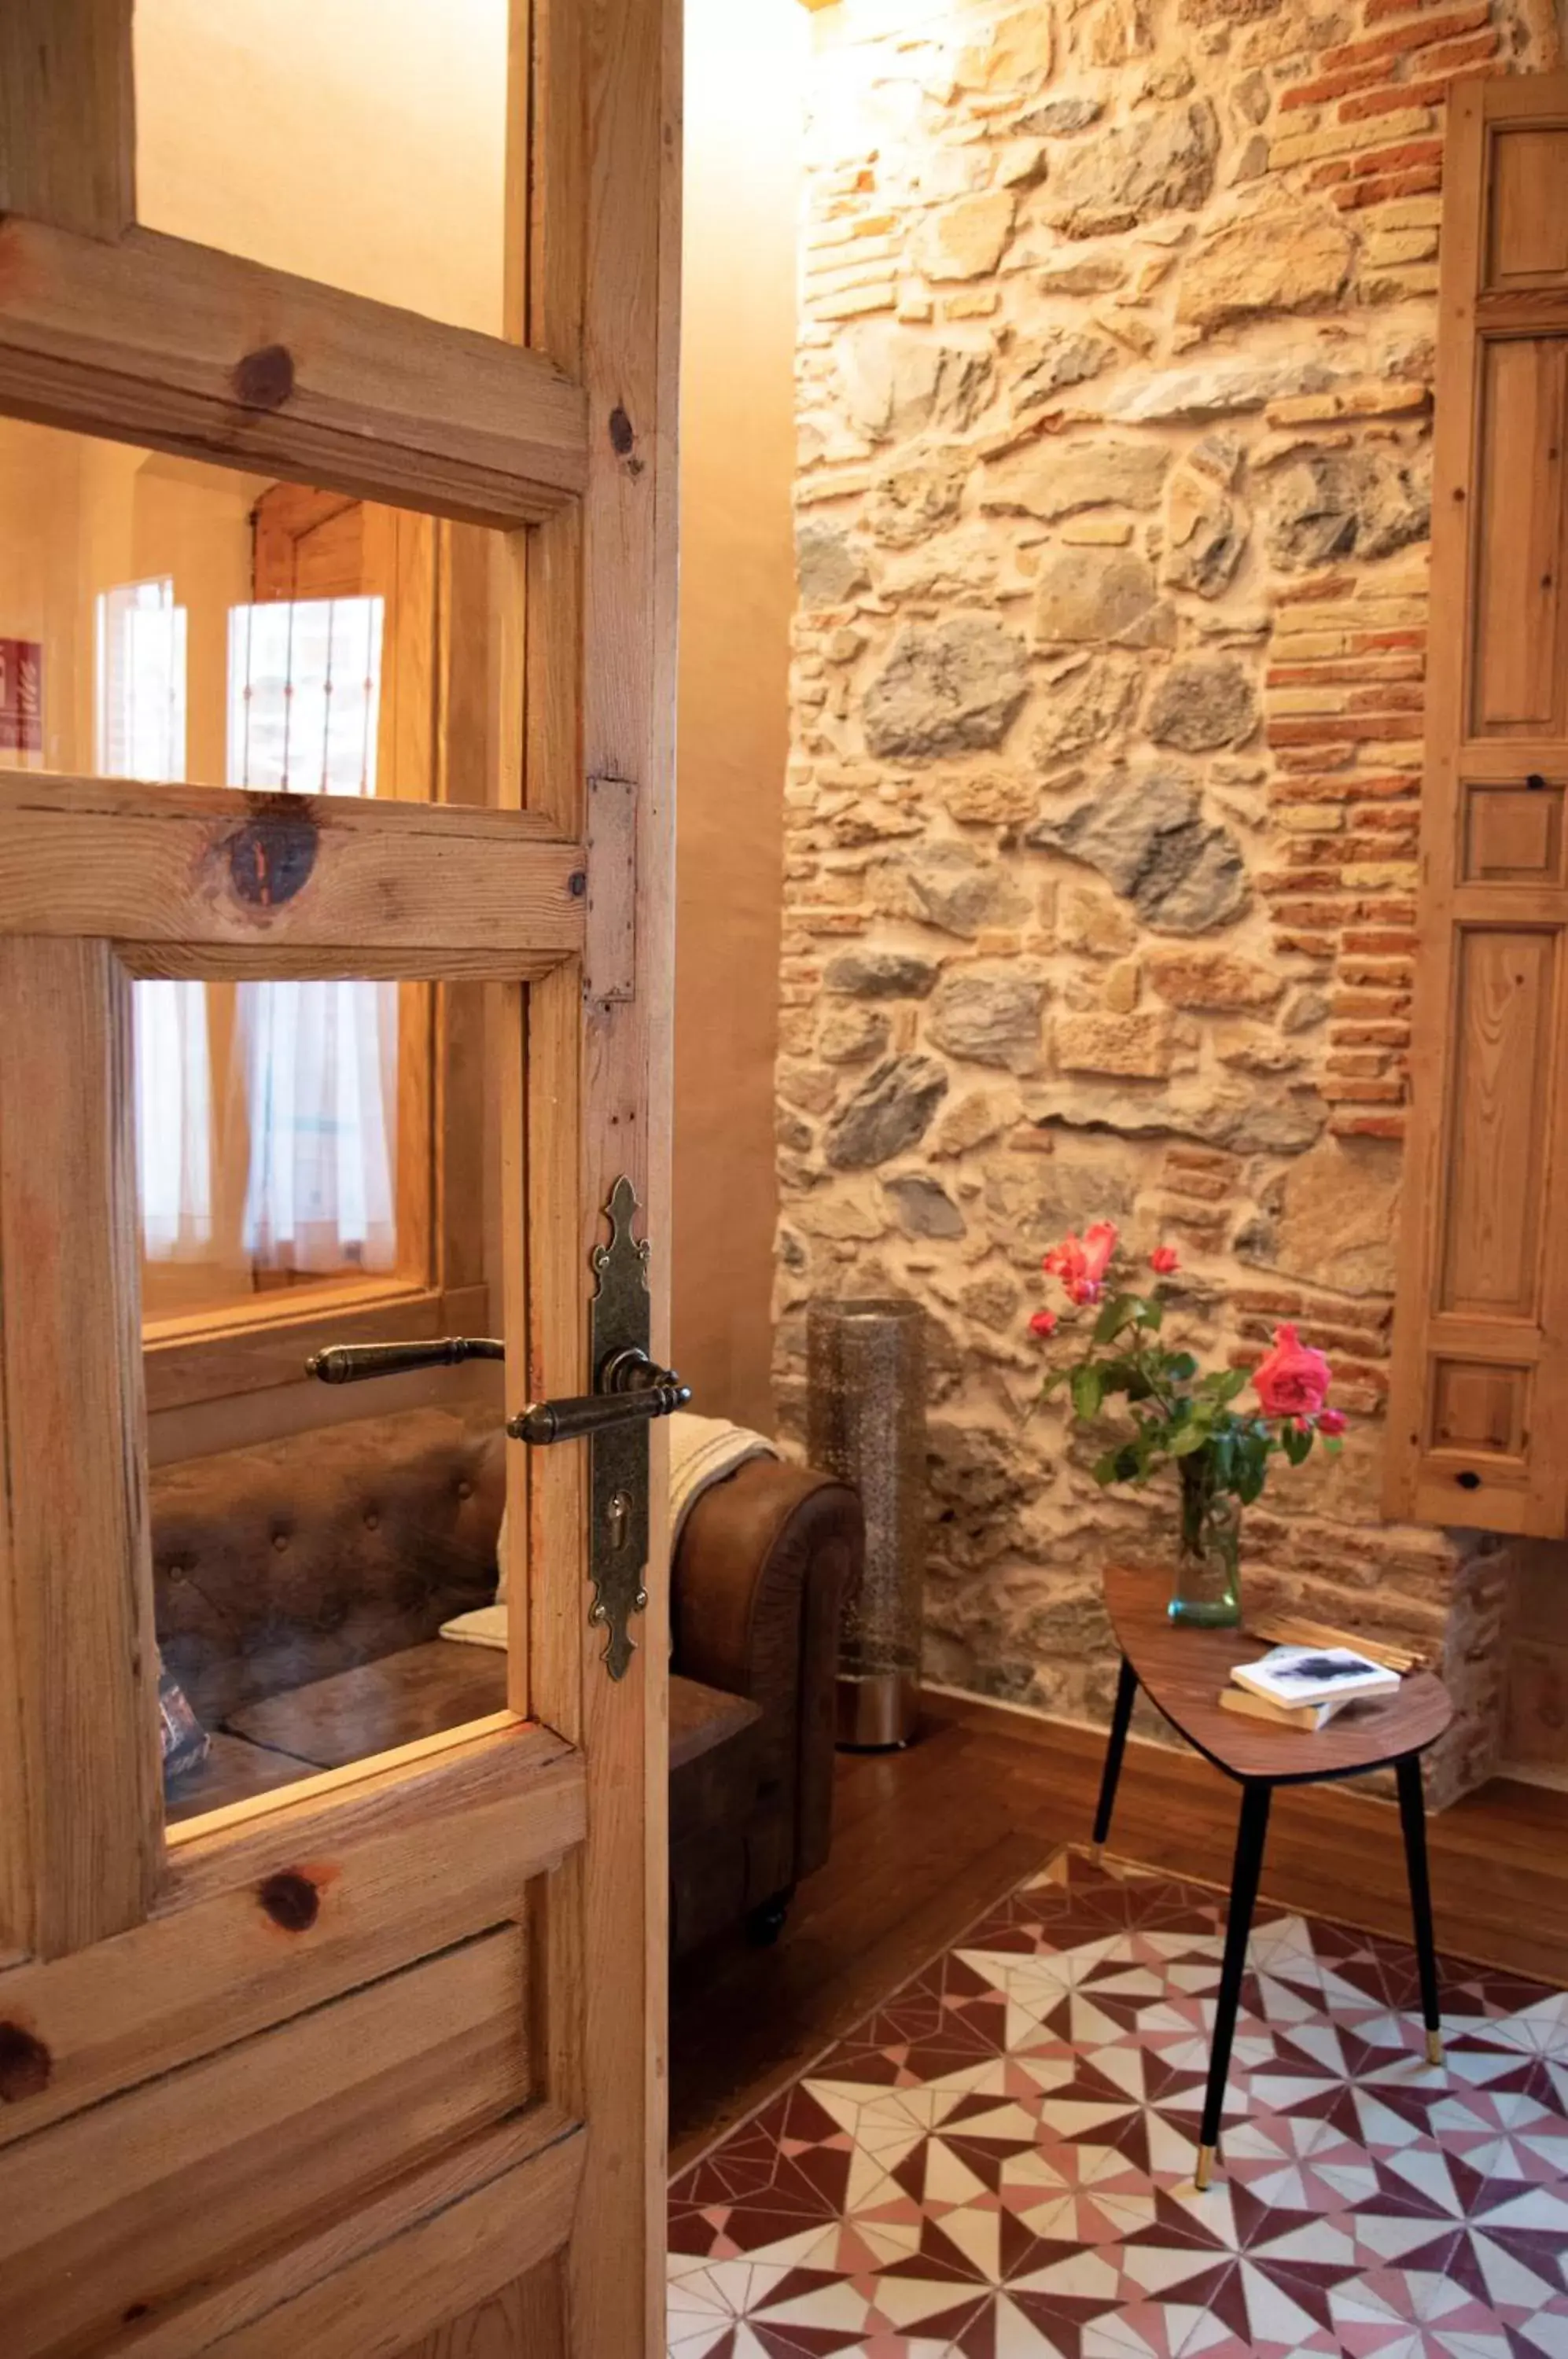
left=1281, top=1421, right=1313, bottom=1467
left=1140, top=1294, right=1165, bottom=1332
left=1070, top=1364, right=1106, bottom=1421
left=1093, top=1294, right=1138, bottom=1345
left=1167, top=1351, right=1198, bottom=1382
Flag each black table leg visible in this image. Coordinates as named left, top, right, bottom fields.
left=1196, top=1778, right=1272, bottom=2191
left=1397, top=1751, right=1443, bottom=2066
left=1092, top=1655, right=1139, bottom=1854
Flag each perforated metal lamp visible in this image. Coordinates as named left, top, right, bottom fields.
left=807, top=1295, right=927, bottom=1750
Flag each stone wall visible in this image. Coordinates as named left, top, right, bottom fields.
left=775, top=0, right=1562, bottom=1804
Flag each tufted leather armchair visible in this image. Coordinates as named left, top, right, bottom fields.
left=149, top=1406, right=860, bottom=1955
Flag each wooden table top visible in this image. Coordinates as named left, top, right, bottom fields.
left=1105, top=1564, right=1453, bottom=1787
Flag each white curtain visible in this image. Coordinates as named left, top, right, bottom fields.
left=96, top=579, right=213, bottom=1261
left=135, top=981, right=214, bottom=1258
left=228, top=594, right=396, bottom=1275
left=237, top=977, right=399, bottom=1273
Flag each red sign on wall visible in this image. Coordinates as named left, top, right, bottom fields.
left=0, top=639, right=42, bottom=753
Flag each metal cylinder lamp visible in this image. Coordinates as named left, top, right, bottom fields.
left=807, top=1295, right=927, bottom=1750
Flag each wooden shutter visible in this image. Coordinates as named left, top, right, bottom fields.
left=1388, top=72, right=1568, bottom=1535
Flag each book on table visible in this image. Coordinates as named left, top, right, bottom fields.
left=1221, top=1644, right=1401, bottom=1733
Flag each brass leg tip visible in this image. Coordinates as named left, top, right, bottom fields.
left=1089, top=1839, right=1104, bottom=1864
left=1194, top=2144, right=1215, bottom=2192
left=1426, top=2029, right=1444, bottom=2066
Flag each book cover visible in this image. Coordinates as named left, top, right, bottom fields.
left=1231, top=1644, right=1401, bottom=1710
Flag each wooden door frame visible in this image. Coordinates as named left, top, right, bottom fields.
left=0, top=4, right=679, bottom=2352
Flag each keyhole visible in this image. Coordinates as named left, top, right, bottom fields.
left=607, top=1489, right=633, bottom=1551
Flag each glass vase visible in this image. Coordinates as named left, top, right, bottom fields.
left=1166, top=1454, right=1242, bottom=1628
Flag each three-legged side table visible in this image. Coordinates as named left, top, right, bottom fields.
left=1092, top=1565, right=1454, bottom=2191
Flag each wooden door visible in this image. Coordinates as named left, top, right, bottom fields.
left=1387, top=72, right=1568, bottom=1536
left=0, top=4, right=677, bottom=2354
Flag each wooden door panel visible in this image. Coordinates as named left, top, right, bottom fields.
left=0, top=1723, right=581, bottom=2147
left=1390, top=73, right=1568, bottom=1539
left=121, top=2123, right=583, bottom=2359
left=1470, top=337, right=1568, bottom=738
left=1438, top=928, right=1556, bottom=1317
left=2, top=1930, right=532, bottom=2357
left=1489, top=127, right=1568, bottom=282
left=1463, top=780, right=1565, bottom=881
left=394, top=2261, right=568, bottom=2359
left=1430, top=1358, right=1533, bottom=1462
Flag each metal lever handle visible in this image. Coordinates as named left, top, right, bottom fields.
left=307, top=1337, right=505, bottom=1384
left=506, top=1347, right=691, bottom=1446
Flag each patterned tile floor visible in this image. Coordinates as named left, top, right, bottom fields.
left=668, top=1848, right=1568, bottom=2359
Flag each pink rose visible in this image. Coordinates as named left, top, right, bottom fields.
left=1149, top=1244, right=1180, bottom=1275
left=1029, top=1308, right=1058, bottom=1339
left=1081, top=1222, right=1118, bottom=1284
left=1318, top=1406, right=1347, bottom=1436
left=1044, top=1221, right=1119, bottom=1294
left=1253, top=1323, right=1333, bottom=1422
left=1043, top=1236, right=1085, bottom=1286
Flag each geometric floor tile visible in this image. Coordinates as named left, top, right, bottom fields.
left=668, top=1849, right=1568, bottom=2358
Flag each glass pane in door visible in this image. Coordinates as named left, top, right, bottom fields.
left=148, top=979, right=513, bottom=1827
left=0, top=421, right=447, bottom=800
left=134, top=0, right=511, bottom=335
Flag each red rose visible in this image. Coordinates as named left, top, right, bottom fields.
left=1149, top=1244, right=1180, bottom=1275
left=1318, top=1406, right=1347, bottom=1436
left=1043, top=1220, right=1119, bottom=1296
left=1029, top=1308, right=1058, bottom=1339
left=1253, top=1323, right=1333, bottom=1421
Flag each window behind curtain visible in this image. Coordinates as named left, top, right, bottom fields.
left=96, top=579, right=213, bottom=1262
left=226, top=591, right=397, bottom=1275
left=99, top=559, right=403, bottom=1290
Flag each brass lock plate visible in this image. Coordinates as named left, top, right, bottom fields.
left=589, top=1176, right=652, bottom=1678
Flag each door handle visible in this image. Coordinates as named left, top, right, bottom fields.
left=307, top=1336, right=690, bottom=1441
left=508, top=1349, right=691, bottom=1444
left=302, top=1177, right=674, bottom=1681
left=307, top=1336, right=505, bottom=1383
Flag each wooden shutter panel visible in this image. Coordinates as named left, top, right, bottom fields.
left=1388, top=72, right=1568, bottom=1536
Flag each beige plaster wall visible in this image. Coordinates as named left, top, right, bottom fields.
left=672, top=0, right=807, bottom=1431
left=133, top=0, right=508, bottom=334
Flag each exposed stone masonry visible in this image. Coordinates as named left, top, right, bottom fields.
left=775, top=0, right=1562, bottom=1801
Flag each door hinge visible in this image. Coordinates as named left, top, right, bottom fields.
left=584, top=774, right=637, bottom=1004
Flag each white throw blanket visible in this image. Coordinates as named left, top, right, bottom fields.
left=440, top=1410, right=778, bottom=1651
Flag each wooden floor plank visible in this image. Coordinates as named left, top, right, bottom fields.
left=671, top=1699, right=1568, bottom=2168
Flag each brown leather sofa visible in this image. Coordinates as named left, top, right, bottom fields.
left=149, top=1407, right=860, bottom=1955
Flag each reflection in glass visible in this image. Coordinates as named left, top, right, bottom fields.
left=147, top=977, right=506, bottom=1828
left=0, top=420, right=440, bottom=1315
left=228, top=595, right=384, bottom=797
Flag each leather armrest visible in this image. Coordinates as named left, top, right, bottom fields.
left=672, top=1458, right=861, bottom=1891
